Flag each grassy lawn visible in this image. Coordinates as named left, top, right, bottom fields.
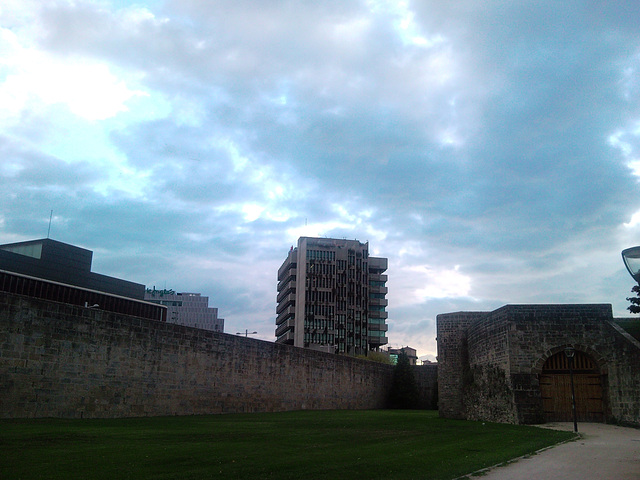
left=0, top=410, right=575, bottom=480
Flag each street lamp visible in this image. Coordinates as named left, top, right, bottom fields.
left=236, top=330, right=257, bottom=337
left=564, top=347, right=578, bottom=433
left=622, top=246, right=640, bottom=282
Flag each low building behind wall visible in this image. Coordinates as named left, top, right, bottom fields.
left=0, top=291, right=436, bottom=419
left=437, top=304, right=640, bottom=427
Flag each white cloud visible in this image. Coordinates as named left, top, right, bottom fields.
left=400, top=264, right=472, bottom=303
left=367, top=0, right=444, bottom=48
left=624, top=210, right=640, bottom=228
left=286, top=221, right=354, bottom=242
left=0, top=28, right=147, bottom=121
left=242, top=204, right=265, bottom=222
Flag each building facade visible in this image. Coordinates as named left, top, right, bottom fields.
left=437, top=304, right=640, bottom=426
left=0, top=238, right=145, bottom=299
left=388, top=346, right=418, bottom=365
left=145, top=288, right=224, bottom=332
left=275, top=237, right=388, bottom=355
left=0, top=238, right=165, bottom=321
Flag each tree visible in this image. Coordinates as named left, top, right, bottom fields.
left=627, top=284, right=640, bottom=314
left=387, top=353, right=420, bottom=409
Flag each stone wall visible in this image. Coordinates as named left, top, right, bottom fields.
left=0, top=292, right=437, bottom=419
left=503, top=304, right=614, bottom=424
left=436, top=312, right=485, bottom=419
left=465, top=309, right=515, bottom=423
left=414, top=364, right=438, bottom=409
left=595, top=321, right=640, bottom=425
left=437, top=304, right=640, bottom=427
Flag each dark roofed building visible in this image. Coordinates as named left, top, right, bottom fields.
left=0, top=238, right=164, bottom=322
left=0, top=238, right=144, bottom=299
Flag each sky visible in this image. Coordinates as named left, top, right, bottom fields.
left=2, top=0, right=640, bottom=361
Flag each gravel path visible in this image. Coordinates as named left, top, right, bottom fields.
left=475, top=422, right=640, bottom=480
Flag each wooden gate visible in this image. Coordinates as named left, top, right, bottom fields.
left=539, top=351, right=603, bottom=422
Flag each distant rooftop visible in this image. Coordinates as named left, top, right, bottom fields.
left=0, top=238, right=145, bottom=299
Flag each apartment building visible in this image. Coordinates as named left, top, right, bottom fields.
left=275, top=237, right=388, bottom=355
left=144, top=288, right=224, bottom=332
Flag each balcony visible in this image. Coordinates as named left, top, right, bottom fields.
left=275, top=317, right=296, bottom=338
left=368, top=297, right=388, bottom=307
left=276, top=306, right=295, bottom=325
left=369, top=285, right=387, bottom=294
left=277, top=274, right=297, bottom=292
left=368, top=335, right=388, bottom=345
left=368, top=257, right=387, bottom=273
left=368, top=310, right=388, bottom=320
left=277, top=286, right=296, bottom=303
left=367, top=323, right=388, bottom=332
left=277, top=253, right=297, bottom=280
left=276, top=329, right=295, bottom=345
left=276, top=293, right=296, bottom=314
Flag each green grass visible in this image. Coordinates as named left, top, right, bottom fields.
left=0, top=410, right=575, bottom=480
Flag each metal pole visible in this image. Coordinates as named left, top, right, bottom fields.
left=47, top=210, right=53, bottom=238
left=236, top=330, right=257, bottom=337
left=568, top=353, right=578, bottom=433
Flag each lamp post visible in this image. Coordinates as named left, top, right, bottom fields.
left=622, top=246, right=640, bottom=282
left=236, top=330, right=257, bottom=337
left=564, top=347, right=578, bottom=433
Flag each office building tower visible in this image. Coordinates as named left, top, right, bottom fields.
left=145, top=288, right=224, bottom=332
left=276, top=237, right=388, bottom=355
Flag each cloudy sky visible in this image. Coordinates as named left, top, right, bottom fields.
left=2, top=0, right=640, bottom=360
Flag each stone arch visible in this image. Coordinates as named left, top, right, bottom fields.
left=532, top=344, right=608, bottom=375
left=537, top=346, right=605, bottom=422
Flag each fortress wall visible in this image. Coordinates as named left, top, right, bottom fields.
left=438, top=304, right=640, bottom=427
left=465, top=308, right=516, bottom=423
left=435, top=311, right=485, bottom=419
left=0, top=292, right=436, bottom=419
left=414, top=363, right=438, bottom=409
left=503, top=304, right=614, bottom=424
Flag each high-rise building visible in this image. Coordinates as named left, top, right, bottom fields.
left=144, top=288, right=224, bottom=332
left=275, top=237, right=388, bottom=355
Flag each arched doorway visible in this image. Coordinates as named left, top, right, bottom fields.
left=539, top=350, right=604, bottom=422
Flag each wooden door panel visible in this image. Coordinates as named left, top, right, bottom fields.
left=540, top=373, right=603, bottom=422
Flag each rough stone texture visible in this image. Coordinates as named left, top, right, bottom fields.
left=437, top=304, right=640, bottom=426
left=604, top=321, right=640, bottom=425
left=0, top=292, right=438, bottom=419
left=465, top=309, right=515, bottom=423
left=436, top=312, right=485, bottom=419
left=413, top=364, right=438, bottom=409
